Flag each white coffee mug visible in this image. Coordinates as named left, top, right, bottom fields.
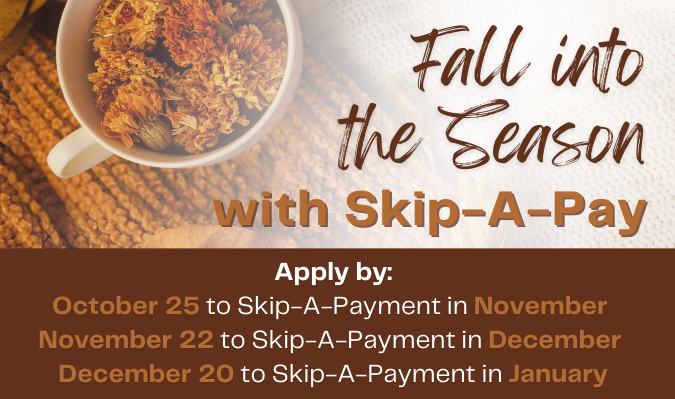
left=48, top=0, right=303, bottom=178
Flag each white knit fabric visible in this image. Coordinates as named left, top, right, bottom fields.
left=291, top=0, right=675, bottom=247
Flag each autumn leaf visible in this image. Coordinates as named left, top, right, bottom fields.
left=0, top=0, right=29, bottom=43
left=27, top=0, right=50, bottom=14
left=0, top=14, right=34, bottom=66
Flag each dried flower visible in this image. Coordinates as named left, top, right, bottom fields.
left=247, top=9, right=287, bottom=49
left=162, top=0, right=222, bottom=70
left=101, top=80, right=164, bottom=148
left=213, top=24, right=287, bottom=110
left=229, top=0, right=267, bottom=23
left=136, top=114, right=173, bottom=151
left=91, top=0, right=169, bottom=53
left=167, top=69, right=249, bottom=154
left=208, top=0, right=239, bottom=24
left=88, top=50, right=172, bottom=111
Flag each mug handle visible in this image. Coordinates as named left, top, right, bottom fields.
left=47, top=128, right=114, bottom=178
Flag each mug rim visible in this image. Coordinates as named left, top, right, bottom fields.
left=56, top=0, right=300, bottom=169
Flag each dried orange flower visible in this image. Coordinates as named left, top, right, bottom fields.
left=162, top=0, right=222, bottom=70
left=167, top=70, right=249, bottom=154
left=91, top=0, right=170, bottom=53
left=248, top=9, right=287, bottom=49
left=101, top=80, right=164, bottom=148
left=229, top=0, right=268, bottom=23
left=88, top=50, right=173, bottom=111
left=208, top=0, right=239, bottom=22
left=208, top=0, right=239, bottom=41
left=212, top=24, right=287, bottom=111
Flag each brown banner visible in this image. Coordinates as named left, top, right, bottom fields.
left=1, top=250, right=672, bottom=398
